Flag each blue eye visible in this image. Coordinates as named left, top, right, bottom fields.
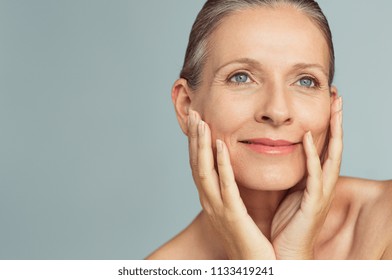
left=297, top=77, right=316, bottom=88
left=230, top=73, right=250, bottom=84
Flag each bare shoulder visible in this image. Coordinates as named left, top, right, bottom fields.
left=145, top=212, right=221, bottom=260
left=145, top=220, right=197, bottom=260
left=336, top=176, right=392, bottom=259
left=145, top=231, right=189, bottom=260
left=336, top=176, right=392, bottom=205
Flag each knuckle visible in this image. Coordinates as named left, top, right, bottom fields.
left=189, top=157, right=198, bottom=168
left=220, top=177, right=233, bottom=190
left=198, top=168, right=210, bottom=179
left=217, top=159, right=226, bottom=168
left=220, top=180, right=229, bottom=189
left=188, top=129, right=198, bottom=139
left=310, top=170, right=322, bottom=182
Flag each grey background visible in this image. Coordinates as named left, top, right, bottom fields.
left=0, top=0, right=391, bottom=259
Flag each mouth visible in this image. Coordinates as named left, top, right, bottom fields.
left=239, top=138, right=300, bottom=155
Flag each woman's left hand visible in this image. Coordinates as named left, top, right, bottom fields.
left=271, top=96, right=343, bottom=259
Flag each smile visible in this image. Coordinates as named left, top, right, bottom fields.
left=239, top=138, right=300, bottom=155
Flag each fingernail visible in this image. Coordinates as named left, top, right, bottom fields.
left=307, top=131, right=313, bottom=144
left=198, top=120, right=205, bottom=136
left=338, top=96, right=343, bottom=111
left=216, top=139, right=223, bottom=153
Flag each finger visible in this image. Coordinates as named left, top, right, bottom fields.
left=216, top=139, right=245, bottom=211
left=187, top=110, right=200, bottom=186
left=303, top=131, right=323, bottom=202
left=197, top=119, right=222, bottom=207
left=322, top=96, right=343, bottom=190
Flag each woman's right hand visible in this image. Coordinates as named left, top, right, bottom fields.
left=187, top=110, right=276, bottom=260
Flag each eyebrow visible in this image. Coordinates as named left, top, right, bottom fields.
left=214, top=58, right=263, bottom=75
left=291, top=63, right=329, bottom=79
left=214, top=58, right=328, bottom=78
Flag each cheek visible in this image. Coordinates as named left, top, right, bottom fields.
left=196, top=94, right=250, bottom=141
left=297, top=101, right=330, bottom=153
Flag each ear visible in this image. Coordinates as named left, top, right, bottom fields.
left=330, top=85, right=338, bottom=104
left=171, top=78, right=193, bottom=136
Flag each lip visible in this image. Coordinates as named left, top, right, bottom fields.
left=239, top=138, right=300, bottom=155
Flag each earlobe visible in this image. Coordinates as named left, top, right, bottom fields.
left=171, top=78, right=193, bottom=135
left=330, top=85, right=338, bottom=100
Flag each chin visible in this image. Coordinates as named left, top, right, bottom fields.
left=232, top=160, right=307, bottom=191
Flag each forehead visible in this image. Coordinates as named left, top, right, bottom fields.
left=206, top=6, right=329, bottom=72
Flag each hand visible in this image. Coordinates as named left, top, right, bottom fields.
left=187, top=110, right=275, bottom=259
left=270, top=96, right=343, bottom=259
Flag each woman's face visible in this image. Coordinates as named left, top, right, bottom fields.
left=190, top=6, right=334, bottom=191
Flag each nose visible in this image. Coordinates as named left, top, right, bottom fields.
left=255, top=83, right=292, bottom=126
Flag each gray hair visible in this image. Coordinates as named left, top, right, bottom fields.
left=180, top=0, right=335, bottom=90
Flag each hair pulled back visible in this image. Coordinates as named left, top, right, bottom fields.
left=180, top=0, right=335, bottom=89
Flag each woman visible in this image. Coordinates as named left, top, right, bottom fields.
left=147, top=0, right=392, bottom=259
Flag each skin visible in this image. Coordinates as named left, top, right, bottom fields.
left=147, top=6, right=392, bottom=259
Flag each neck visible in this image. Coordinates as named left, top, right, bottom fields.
left=238, top=186, right=288, bottom=240
left=197, top=182, right=304, bottom=259
left=198, top=186, right=288, bottom=256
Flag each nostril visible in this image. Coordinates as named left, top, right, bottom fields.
left=261, top=116, right=271, bottom=122
left=259, top=115, right=292, bottom=125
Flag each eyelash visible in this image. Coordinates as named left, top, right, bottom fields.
left=227, top=71, right=254, bottom=86
left=296, top=76, right=321, bottom=89
left=226, top=72, right=322, bottom=90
